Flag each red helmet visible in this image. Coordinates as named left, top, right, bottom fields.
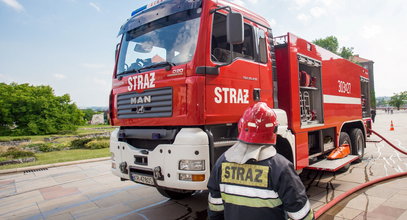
left=238, top=102, right=278, bottom=145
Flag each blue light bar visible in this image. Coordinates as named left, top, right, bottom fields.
left=131, top=5, right=147, bottom=16
left=131, top=0, right=167, bottom=16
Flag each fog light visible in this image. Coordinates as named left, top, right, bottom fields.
left=179, top=160, right=205, bottom=171
left=179, top=173, right=205, bottom=182
left=112, top=163, right=116, bottom=169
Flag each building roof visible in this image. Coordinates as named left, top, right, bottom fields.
left=350, top=55, right=373, bottom=63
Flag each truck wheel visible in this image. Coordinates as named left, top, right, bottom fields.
left=156, top=187, right=195, bottom=200
left=338, top=132, right=352, bottom=172
left=349, top=128, right=365, bottom=163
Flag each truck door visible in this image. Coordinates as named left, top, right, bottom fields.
left=360, top=77, right=371, bottom=118
left=205, top=13, right=261, bottom=124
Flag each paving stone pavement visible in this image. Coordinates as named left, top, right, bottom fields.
left=0, top=110, right=406, bottom=219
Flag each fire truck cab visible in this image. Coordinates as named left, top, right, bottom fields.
left=109, top=0, right=371, bottom=199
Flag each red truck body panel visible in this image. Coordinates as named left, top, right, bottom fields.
left=275, top=33, right=369, bottom=169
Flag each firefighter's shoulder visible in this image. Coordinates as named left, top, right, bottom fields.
left=267, top=153, right=294, bottom=172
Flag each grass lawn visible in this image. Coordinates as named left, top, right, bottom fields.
left=0, top=148, right=110, bottom=170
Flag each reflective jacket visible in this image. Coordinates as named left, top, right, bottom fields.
left=207, top=152, right=314, bottom=220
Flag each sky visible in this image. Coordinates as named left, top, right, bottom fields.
left=0, top=0, right=406, bottom=107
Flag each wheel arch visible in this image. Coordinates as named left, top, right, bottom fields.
left=339, top=120, right=366, bottom=145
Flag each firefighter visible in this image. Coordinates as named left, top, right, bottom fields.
left=207, top=102, right=314, bottom=220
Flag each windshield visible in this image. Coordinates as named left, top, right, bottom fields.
left=117, top=10, right=201, bottom=76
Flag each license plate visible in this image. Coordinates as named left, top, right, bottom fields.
left=131, top=173, right=155, bottom=186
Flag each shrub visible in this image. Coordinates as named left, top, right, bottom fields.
left=1, top=147, right=36, bottom=159
left=39, top=143, right=54, bottom=152
left=55, top=142, right=70, bottom=150
left=24, top=143, right=60, bottom=152
left=70, top=138, right=93, bottom=149
left=84, top=140, right=109, bottom=149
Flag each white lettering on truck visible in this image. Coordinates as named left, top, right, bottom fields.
left=214, top=87, right=249, bottom=104
left=128, top=72, right=156, bottom=91
left=338, top=80, right=351, bottom=94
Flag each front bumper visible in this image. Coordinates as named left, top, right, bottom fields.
left=110, top=128, right=211, bottom=190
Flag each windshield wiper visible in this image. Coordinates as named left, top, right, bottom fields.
left=118, top=69, right=139, bottom=76
left=117, top=62, right=175, bottom=77
left=137, top=61, right=175, bottom=72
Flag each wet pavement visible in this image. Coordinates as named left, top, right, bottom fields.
left=0, top=110, right=406, bottom=219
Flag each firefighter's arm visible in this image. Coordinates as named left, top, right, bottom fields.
left=207, top=160, right=224, bottom=220
left=274, top=158, right=314, bottom=220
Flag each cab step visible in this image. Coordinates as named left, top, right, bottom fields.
left=306, top=155, right=359, bottom=172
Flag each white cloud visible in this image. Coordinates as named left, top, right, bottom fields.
left=89, top=2, right=101, bottom=12
left=310, top=7, right=326, bottom=18
left=248, top=0, right=259, bottom=4
left=295, top=0, right=310, bottom=8
left=231, top=0, right=246, bottom=7
left=361, top=25, right=382, bottom=39
left=269, top=18, right=277, bottom=27
left=297, top=13, right=310, bottom=22
left=1, top=0, right=24, bottom=12
left=337, top=35, right=350, bottom=44
left=317, top=0, right=335, bottom=7
left=54, top=74, right=66, bottom=79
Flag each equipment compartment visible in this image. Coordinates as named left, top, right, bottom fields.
left=297, top=54, right=324, bottom=127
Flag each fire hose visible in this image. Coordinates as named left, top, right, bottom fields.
left=315, top=129, right=407, bottom=219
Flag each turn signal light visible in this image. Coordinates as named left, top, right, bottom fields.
left=179, top=173, right=205, bottom=182
left=192, top=174, right=205, bottom=182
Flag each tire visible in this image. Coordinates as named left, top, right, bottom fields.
left=156, top=187, right=195, bottom=200
left=338, top=132, right=352, bottom=172
left=349, top=128, right=365, bottom=163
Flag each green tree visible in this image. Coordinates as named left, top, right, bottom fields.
left=313, top=36, right=339, bottom=54
left=0, top=83, right=84, bottom=135
left=389, top=91, right=407, bottom=110
left=376, top=97, right=388, bottom=107
left=370, top=90, right=376, bottom=109
left=313, top=36, right=355, bottom=59
left=81, top=109, right=97, bottom=123
left=339, top=46, right=354, bottom=59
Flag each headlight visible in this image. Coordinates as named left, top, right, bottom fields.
left=179, top=160, right=205, bottom=171
left=111, top=152, right=115, bottom=161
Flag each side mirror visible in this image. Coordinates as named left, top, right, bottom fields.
left=226, top=12, right=244, bottom=45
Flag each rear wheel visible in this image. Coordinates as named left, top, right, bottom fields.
left=156, top=187, right=195, bottom=200
left=338, top=132, right=352, bottom=172
left=349, top=128, right=365, bottom=163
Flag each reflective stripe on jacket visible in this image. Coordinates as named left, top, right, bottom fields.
left=207, top=153, right=314, bottom=220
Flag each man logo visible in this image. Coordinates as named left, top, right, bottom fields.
left=131, top=96, right=152, bottom=105
left=134, top=106, right=144, bottom=114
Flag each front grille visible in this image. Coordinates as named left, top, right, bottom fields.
left=125, top=139, right=173, bottom=151
left=117, top=87, right=172, bottom=119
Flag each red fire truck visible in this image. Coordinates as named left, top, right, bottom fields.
left=109, top=0, right=372, bottom=199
